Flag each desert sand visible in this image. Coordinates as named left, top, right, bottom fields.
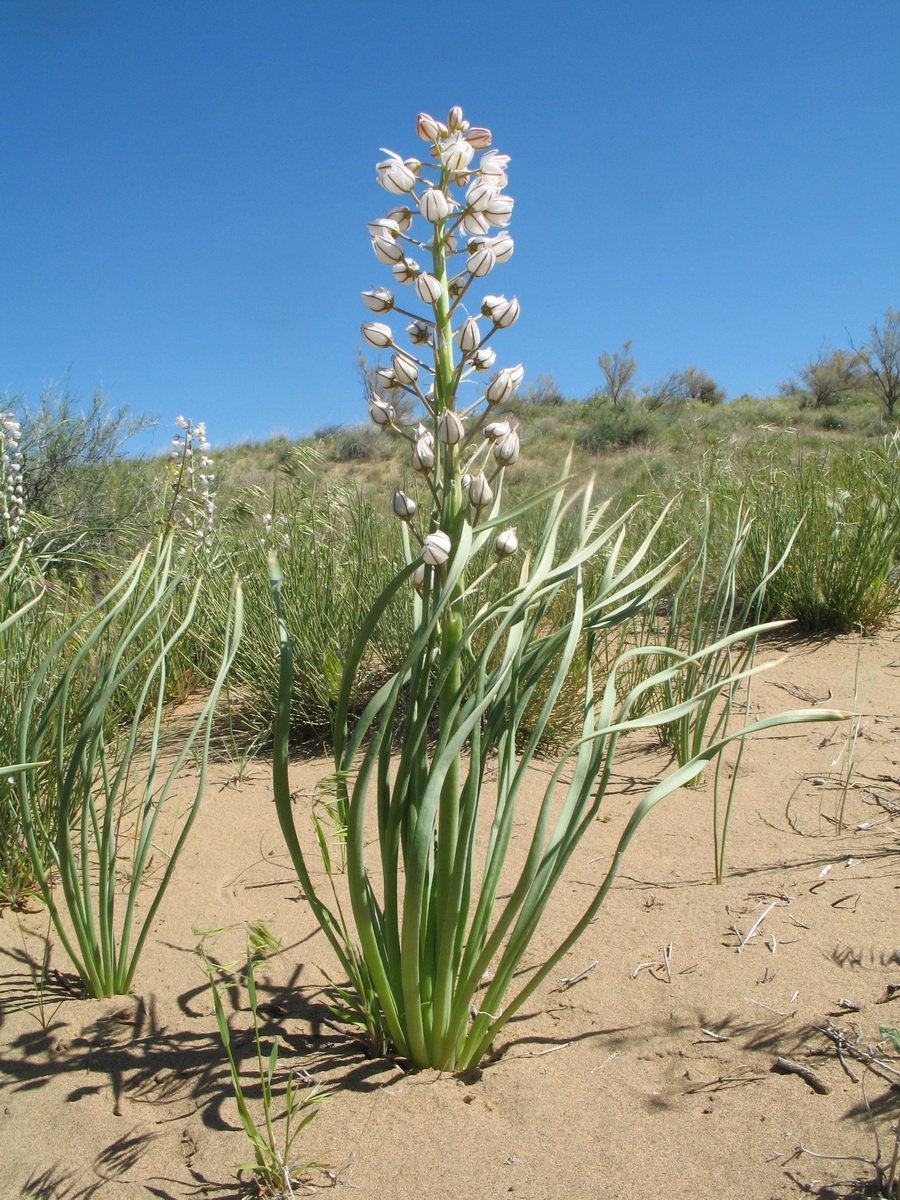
left=1, top=631, right=898, bottom=1200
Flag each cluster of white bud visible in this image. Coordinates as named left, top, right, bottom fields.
left=1, top=411, right=29, bottom=545
left=361, top=107, right=527, bottom=572
left=169, top=415, right=216, bottom=550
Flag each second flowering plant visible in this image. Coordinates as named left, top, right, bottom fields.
left=270, top=108, right=844, bottom=1071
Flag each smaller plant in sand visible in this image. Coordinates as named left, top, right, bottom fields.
left=12, top=533, right=242, bottom=997
left=202, top=922, right=328, bottom=1197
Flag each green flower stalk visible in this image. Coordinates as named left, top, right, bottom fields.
left=271, top=107, right=847, bottom=1071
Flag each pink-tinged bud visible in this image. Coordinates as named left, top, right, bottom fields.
left=367, top=217, right=400, bottom=240
left=440, top=132, right=475, bottom=173
left=466, top=246, right=496, bottom=277
left=361, top=322, right=393, bottom=348
left=415, top=273, right=443, bottom=305
left=437, top=408, right=465, bottom=445
left=372, top=236, right=405, bottom=265
left=466, top=126, right=492, bottom=150
left=376, top=152, right=417, bottom=194
left=406, top=318, right=432, bottom=345
left=456, top=316, right=481, bottom=355
left=493, top=427, right=520, bottom=466
left=471, top=347, right=497, bottom=371
left=417, top=112, right=445, bottom=141
left=494, top=527, right=518, bottom=558
left=385, top=205, right=414, bottom=232
left=392, top=352, right=419, bottom=386
left=392, top=487, right=417, bottom=520
left=422, top=529, right=452, bottom=565
left=392, top=257, right=421, bottom=285
left=368, top=397, right=394, bottom=426
left=418, top=187, right=451, bottom=223
left=362, top=286, right=394, bottom=313
left=483, top=194, right=514, bottom=227
left=484, top=420, right=510, bottom=441
left=494, top=296, right=520, bottom=328
left=468, top=472, right=493, bottom=507
left=446, top=105, right=465, bottom=131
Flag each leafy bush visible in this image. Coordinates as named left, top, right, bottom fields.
left=577, top=397, right=651, bottom=451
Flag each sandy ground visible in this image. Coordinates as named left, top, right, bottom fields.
left=1, top=631, right=899, bottom=1200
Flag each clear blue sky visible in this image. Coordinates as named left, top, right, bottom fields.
left=2, top=0, right=898, bottom=450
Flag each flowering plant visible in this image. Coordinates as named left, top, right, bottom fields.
left=270, top=108, right=845, bottom=1071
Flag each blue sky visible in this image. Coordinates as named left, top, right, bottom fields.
left=2, top=0, right=898, bottom=450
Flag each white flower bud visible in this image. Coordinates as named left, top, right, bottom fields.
left=479, top=150, right=510, bottom=188
left=376, top=151, right=417, bottom=194
left=406, top=318, right=432, bottom=345
left=392, top=488, right=417, bottom=520
left=494, top=296, right=520, bottom=328
left=437, top=409, right=465, bottom=445
left=465, top=181, right=496, bottom=212
left=422, top=530, right=452, bottom=565
left=361, top=322, right=394, bottom=348
left=466, top=246, right=496, bottom=277
left=367, top=217, right=400, bottom=240
left=412, top=435, right=435, bottom=473
left=461, top=210, right=491, bottom=237
left=483, top=194, right=514, bottom=227
left=376, top=367, right=400, bottom=391
left=385, top=205, right=414, bottom=231
left=468, top=472, right=493, bottom=507
left=448, top=275, right=467, bottom=298
left=484, top=420, right=510, bottom=441
left=494, top=527, right=518, bottom=558
left=471, top=347, right=496, bottom=371
left=417, top=112, right=445, bottom=141
left=480, top=294, right=506, bottom=320
left=446, top=105, right=466, bottom=131
left=392, top=256, right=421, bottom=285
left=412, top=562, right=426, bottom=592
left=456, top=316, right=481, bottom=355
left=507, top=363, right=525, bottom=389
left=418, top=187, right=451, bottom=223
left=415, top=273, right=444, bottom=305
left=392, top=352, right=419, bottom=386
left=490, top=232, right=514, bottom=262
left=485, top=376, right=512, bottom=405
left=372, top=235, right=405, bottom=265
left=440, top=132, right=474, bottom=173
left=368, top=397, right=394, bottom=426
left=175, top=415, right=188, bottom=428
left=493, top=427, right=520, bottom=466
left=362, top=286, right=394, bottom=313
left=466, top=126, right=492, bottom=150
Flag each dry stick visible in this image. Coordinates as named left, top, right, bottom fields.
left=662, top=942, right=673, bottom=984
left=737, top=901, right=778, bottom=952
left=558, top=960, right=598, bottom=986
left=772, top=1056, right=832, bottom=1094
left=814, top=1025, right=900, bottom=1078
